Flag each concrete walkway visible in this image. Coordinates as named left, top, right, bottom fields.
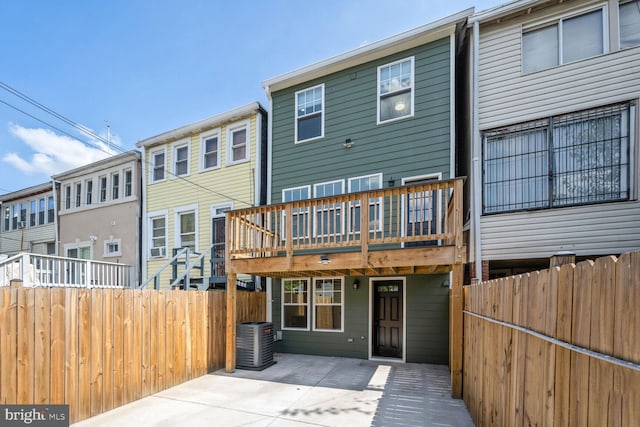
left=73, top=354, right=474, bottom=426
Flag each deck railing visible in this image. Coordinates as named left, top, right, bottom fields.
left=227, top=178, right=464, bottom=259
left=0, top=252, right=134, bottom=288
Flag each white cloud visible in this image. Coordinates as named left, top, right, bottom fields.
left=3, top=123, right=118, bottom=176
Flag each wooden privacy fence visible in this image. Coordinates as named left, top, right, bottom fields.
left=463, top=251, right=639, bottom=426
left=0, top=287, right=265, bottom=423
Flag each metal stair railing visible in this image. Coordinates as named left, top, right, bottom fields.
left=139, top=247, right=189, bottom=290
left=170, top=243, right=216, bottom=290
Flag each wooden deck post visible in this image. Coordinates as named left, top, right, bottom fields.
left=450, top=263, right=463, bottom=398
left=225, top=272, right=237, bottom=373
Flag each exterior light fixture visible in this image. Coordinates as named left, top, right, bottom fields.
left=343, top=138, right=354, bottom=148
left=319, top=255, right=330, bottom=264
left=387, top=176, right=395, bottom=187
left=353, top=279, right=360, bottom=290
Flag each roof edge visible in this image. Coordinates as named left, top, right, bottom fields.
left=470, top=0, right=545, bottom=24
left=136, top=101, right=265, bottom=148
left=262, top=7, right=473, bottom=93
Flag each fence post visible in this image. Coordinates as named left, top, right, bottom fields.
left=21, top=253, right=32, bottom=287
left=86, top=260, right=93, bottom=289
left=226, top=272, right=237, bottom=373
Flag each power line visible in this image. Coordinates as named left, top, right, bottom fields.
left=0, top=84, right=255, bottom=207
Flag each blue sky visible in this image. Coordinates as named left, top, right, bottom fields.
left=0, top=0, right=503, bottom=194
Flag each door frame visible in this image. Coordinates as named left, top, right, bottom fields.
left=368, top=276, right=406, bottom=362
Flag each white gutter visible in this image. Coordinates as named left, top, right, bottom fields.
left=254, top=112, right=262, bottom=206
left=449, top=30, right=456, bottom=180
left=51, top=179, right=60, bottom=255
left=470, top=0, right=543, bottom=24
left=140, top=148, right=148, bottom=284
left=264, top=88, right=274, bottom=322
left=472, top=20, right=483, bottom=281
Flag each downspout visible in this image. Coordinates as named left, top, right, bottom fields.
left=265, top=88, right=274, bottom=323
left=51, top=179, right=60, bottom=255
left=472, top=19, right=483, bottom=281
left=140, top=147, right=148, bottom=284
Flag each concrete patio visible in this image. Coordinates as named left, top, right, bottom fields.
left=73, top=354, right=474, bottom=426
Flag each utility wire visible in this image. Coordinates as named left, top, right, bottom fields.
left=0, top=84, right=254, bottom=207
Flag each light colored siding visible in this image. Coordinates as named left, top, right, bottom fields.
left=481, top=200, right=640, bottom=259
left=478, top=1, right=640, bottom=261
left=144, top=114, right=260, bottom=288
left=1, top=224, right=56, bottom=254
left=478, top=5, right=640, bottom=129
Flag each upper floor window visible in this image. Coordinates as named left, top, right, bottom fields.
left=173, top=142, right=189, bottom=176
left=104, top=238, right=122, bottom=257
left=283, top=186, right=311, bottom=239
left=201, top=130, right=220, bottom=170
left=4, top=206, right=9, bottom=231
left=64, top=185, right=71, bottom=209
left=19, top=203, right=26, bottom=227
left=313, top=180, right=344, bottom=237
left=228, top=123, right=249, bottom=164
left=38, top=198, right=45, bottom=225
left=75, top=182, right=82, bottom=207
left=620, top=0, right=640, bottom=49
left=85, top=179, right=93, bottom=205
left=47, top=196, right=54, bottom=223
left=124, top=169, right=132, bottom=197
left=295, top=85, right=324, bottom=142
left=483, top=102, right=634, bottom=214
left=348, top=174, right=383, bottom=232
left=12, top=204, right=18, bottom=230
left=112, top=173, right=120, bottom=200
left=99, top=176, right=107, bottom=202
left=378, top=57, right=414, bottom=123
left=29, top=200, right=36, bottom=227
left=151, top=149, right=166, bottom=183
left=522, top=8, right=604, bottom=73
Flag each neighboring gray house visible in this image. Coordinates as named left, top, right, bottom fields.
left=226, top=9, right=471, bottom=365
left=52, top=150, right=142, bottom=283
left=468, top=0, right=640, bottom=279
left=0, top=182, right=58, bottom=256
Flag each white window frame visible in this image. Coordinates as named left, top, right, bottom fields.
left=313, top=179, right=345, bottom=237
left=148, top=210, right=168, bottom=259
left=401, top=173, right=443, bottom=247
left=99, top=175, right=108, bottom=202
left=64, top=184, right=71, bottom=210
left=210, top=201, right=233, bottom=219
left=38, top=198, right=45, bottom=226
left=295, top=84, right=325, bottom=143
left=103, top=237, right=122, bottom=258
left=347, top=173, right=383, bottom=234
left=377, top=57, right=415, bottom=125
left=174, top=204, right=198, bottom=253
left=227, top=120, right=250, bottom=165
left=312, top=277, right=344, bottom=332
left=619, top=0, right=640, bottom=49
left=124, top=169, right=133, bottom=197
left=150, top=148, right=167, bottom=183
left=74, top=182, right=82, bottom=208
left=172, top=139, right=190, bottom=178
left=85, top=179, right=93, bottom=205
left=521, top=4, right=609, bottom=74
left=29, top=200, right=36, bottom=227
left=282, top=185, right=311, bottom=241
left=200, top=128, right=221, bottom=171
left=111, top=172, right=120, bottom=200
left=282, top=278, right=311, bottom=331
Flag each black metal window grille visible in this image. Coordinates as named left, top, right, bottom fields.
left=483, top=102, right=633, bottom=214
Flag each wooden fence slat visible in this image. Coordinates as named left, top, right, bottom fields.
left=17, top=287, right=35, bottom=404
left=122, top=288, right=134, bottom=404
left=554, top=264, right=574, bottom=427
left=165, top=293, right=175, bottom=388
left=102, top=289, right=114, bottom=412
left=64, top=288, right=78, bottom=422
left=156, top=291, right=166, bottom=392
left=149, top=291, right=159, bottom=394
left=1, top=288, right=18, bottom=404
left=132, top=290, right=142, bottom=400
left=113, top=289, right=124, bottom=408
left=77, top=289, right=91, bottom=421
left=50, top=288, right=65, bottom=404
left=90, top=290, right=104, bottom=416
left=141, top=291, right=151, bottom=397
left=34, top=288, right=51, bottom=404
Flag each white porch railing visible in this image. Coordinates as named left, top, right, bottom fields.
left=0, top=252, right=135, bottom=288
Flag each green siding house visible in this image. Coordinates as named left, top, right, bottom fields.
left=228, top=9, right=471, bottom=366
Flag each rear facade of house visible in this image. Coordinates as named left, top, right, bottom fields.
left=262, top=10, right=471, bottom=364
left=469, top=0, right=640, bottom=279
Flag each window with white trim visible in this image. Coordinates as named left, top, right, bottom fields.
left=282, top=278, right=310, bottom=330
left=228, top=123, right=249, bottom=164
left=149, top=213, right=167, bottom=258
left=64, top=185, right=71, bottom=209
left=99, top=176, right=107, bottom=202
left=348, top=174, right=383, bottom=233
left=522, top=7, right=605, bottom=73
left=47, top=196, right=54, bottom=223
left=295, top=84, right=324, bottom=142
left=313, top=180, right=344, bottom=237
left=620, top=0, right=640, bottom=49
left=38, top=198, right=45, bottom=225
left=174, top=142, right=189, bottom=176
left=19, top=203, right=26, bottom=226
left=378, top=57, right=414, bottom=123
left=313, top=277, right=343, bottom=332
left=104, top=238, right=122, bottom=257
left=74, top=182, right=81, bottom=207
left=175, top=206, right=197, bottom=252
left=4, top=206, right=9, bottom=231
left=11, top=204, right=18, bottom=230
left=112, top=173, right=119, bottom=200
left=85, top=179, right=93, bottom=205
left=201, top=130, right=220, bottom=170
left=151, top=149, right=166, bottom=182
left=282, top=186, right=310, bottom=239
left=124, top=169, right=132, bottom=197
left=29, top=200, right=36, bottom=227
left=483, top=102, right=634, bottom=214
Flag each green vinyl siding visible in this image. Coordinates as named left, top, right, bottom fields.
left=272, top=274, right=450, bottom=363
left=271, top=37, right=452, bottom=203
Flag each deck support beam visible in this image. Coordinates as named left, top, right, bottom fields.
left=225, top=272, right=237, bottom=373
left=450, top=262, right=464, bottom=398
